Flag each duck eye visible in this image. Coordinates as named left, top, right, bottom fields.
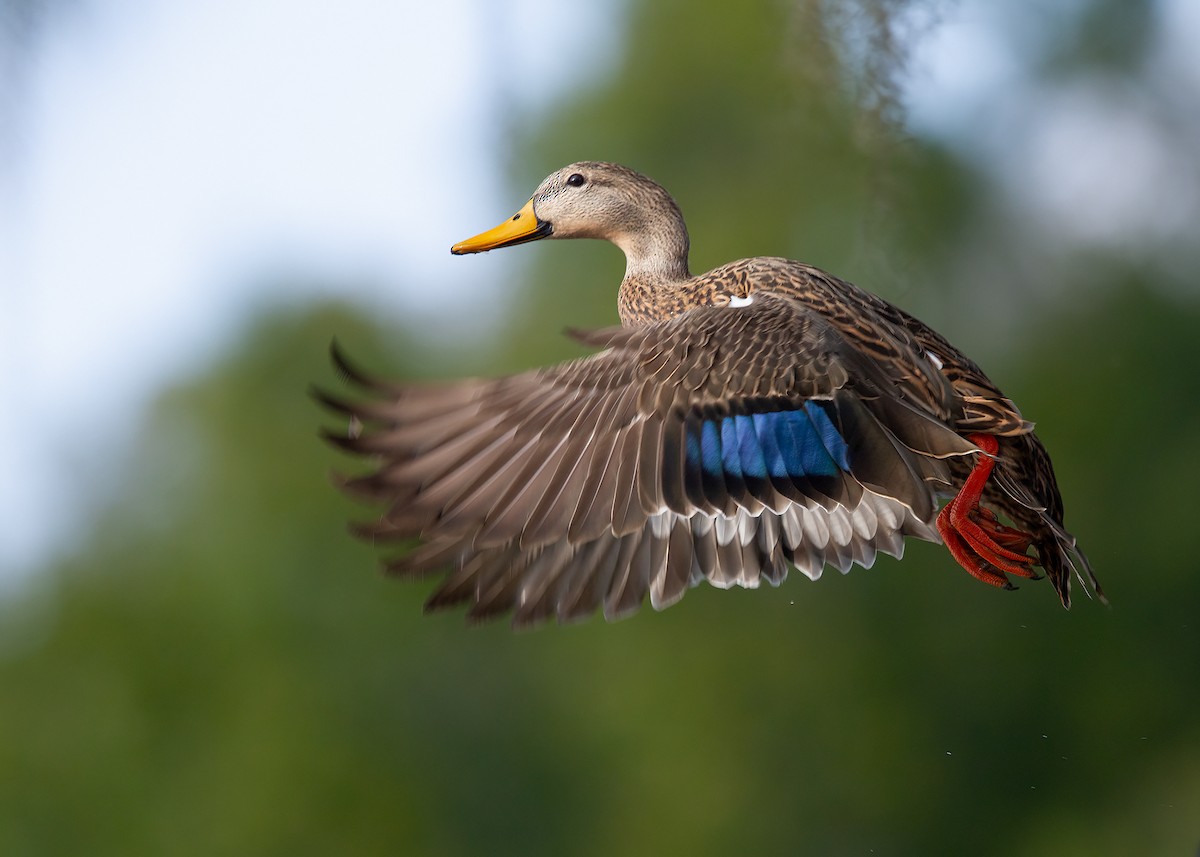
left=566, top=173, right=586, bottom=187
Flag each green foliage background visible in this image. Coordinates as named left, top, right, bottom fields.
left=3, top=1, right=1198, bottom=854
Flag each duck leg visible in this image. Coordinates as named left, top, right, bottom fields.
left=971, top=506, right=1038, bottom=555
left=936, top=434, right=1039, bottom=589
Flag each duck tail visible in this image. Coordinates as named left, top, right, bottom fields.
left=1038, top=518, right=1106, bottom=609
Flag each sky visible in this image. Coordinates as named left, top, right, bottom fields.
left=0, top=0, right=617, bottom=583
left=1, top=0, right=1198, bottom=586
left=907, top=0, right=1200, bottom=254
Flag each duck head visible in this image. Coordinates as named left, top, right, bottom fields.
left=451, top=161, right=690, bottom=281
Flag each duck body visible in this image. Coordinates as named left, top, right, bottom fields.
left=319, top=162, right=1102, bottom=625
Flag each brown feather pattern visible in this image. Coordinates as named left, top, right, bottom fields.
left=319, top=161, right=1101, bottom=624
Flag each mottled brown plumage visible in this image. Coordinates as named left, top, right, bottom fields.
left=318, top=161, right=1102, bottom=625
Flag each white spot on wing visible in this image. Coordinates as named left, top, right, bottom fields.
left=926, top=350, right=944, bottom=370
left=728, top=294, right=754, bottom=307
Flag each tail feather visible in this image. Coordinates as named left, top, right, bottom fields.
left=990, top=432, right=1103, bottom=608
left=1038, top=518, right=1106, bottom=609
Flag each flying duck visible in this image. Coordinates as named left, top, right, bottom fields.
left=318, top=161, right=1103, bottom=626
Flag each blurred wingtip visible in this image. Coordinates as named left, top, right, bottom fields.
left=328, top=338, right=365, bottom=386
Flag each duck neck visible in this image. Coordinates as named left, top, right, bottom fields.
left=615, top=223, right=692, bottom=326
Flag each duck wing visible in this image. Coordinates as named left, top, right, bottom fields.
left=317, top=293, right=981, bottom=625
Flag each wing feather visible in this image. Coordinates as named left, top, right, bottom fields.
left=321, top=293, right=974, bottom=623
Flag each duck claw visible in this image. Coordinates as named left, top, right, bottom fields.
left=937, top=433, right=1041, bottom=589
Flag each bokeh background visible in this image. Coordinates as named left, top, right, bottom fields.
left=3, top=1, right=1199, bottom=854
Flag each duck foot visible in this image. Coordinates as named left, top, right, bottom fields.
left=936, top=433, right=1039, bottom=589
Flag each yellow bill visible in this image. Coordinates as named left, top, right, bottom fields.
left=451, top=198, right=552, bottom=254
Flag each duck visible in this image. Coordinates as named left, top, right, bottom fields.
left=318, top=161, right=1104, bottom=626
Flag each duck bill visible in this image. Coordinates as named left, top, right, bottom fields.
left=450, top=198, right=552, bottom=254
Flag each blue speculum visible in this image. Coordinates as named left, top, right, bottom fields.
left=685, top=401, right=850, bottom=482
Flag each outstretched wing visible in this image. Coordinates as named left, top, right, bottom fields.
left=317, top=293, right=979, bottom=625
